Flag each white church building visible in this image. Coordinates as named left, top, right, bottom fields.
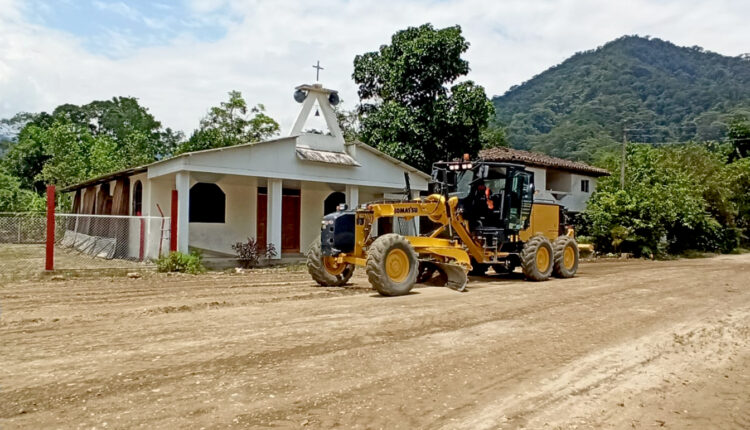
left=62, top=83, right=429, bottom=260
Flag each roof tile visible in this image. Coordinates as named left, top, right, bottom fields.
left=479, top=147, right=610, bottom=177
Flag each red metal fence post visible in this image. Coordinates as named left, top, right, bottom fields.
left=138, top=213, right=145, bottom=261
left=170, top=190, right=178, bottom=252
left=45, top=185, right=55, bottom=271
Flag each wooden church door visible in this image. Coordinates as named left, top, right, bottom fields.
left=281, top=193, right=300, bottom=253
left=256, top=189, right=300, bottom=253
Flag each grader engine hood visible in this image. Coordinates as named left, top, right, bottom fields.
left=321, top=210, right=356, bottom=256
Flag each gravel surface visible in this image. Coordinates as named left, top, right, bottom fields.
left=2, top=255, right=749, bottom=429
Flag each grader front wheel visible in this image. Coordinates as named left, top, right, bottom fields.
left=366, top=234, right=418, bottom=296
left=520, top=235, right=554, bottom=281
left=306, top=237, right=354, bottom=287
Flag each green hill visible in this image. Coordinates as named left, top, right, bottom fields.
left=492, top=35, right=750, bottom=161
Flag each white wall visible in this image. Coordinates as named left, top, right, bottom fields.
left=149, top=177, right=173, bottom=218
left=546, top=169, right=572, bottom=192
left=128, top=173, right=148, bottom=216
left=558, top=173, right=597, bottom=213
left=527, top=167, right=555, bottom=204
left=298, top=184, right=392, bottom=254
left=524, top=166, right=600, bottom=213
left=148, top=138, right=430, bottom=192
left=187, top=177, right=257, bottom=255
left=528, top=166, right=547, bottom=191
left=300, top=182, right=333, bottom=252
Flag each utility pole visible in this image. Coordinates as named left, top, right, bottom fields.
left=620, top=129, right=627, bottom=190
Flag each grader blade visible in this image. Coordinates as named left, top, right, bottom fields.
left=433, top=262, right=468, bottom=292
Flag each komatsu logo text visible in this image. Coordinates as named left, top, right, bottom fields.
left=394, top=207, right=419, bottom=214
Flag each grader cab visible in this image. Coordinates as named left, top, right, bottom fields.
left=307, top=158, right=579, bottom=296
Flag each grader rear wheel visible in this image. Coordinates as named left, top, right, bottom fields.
left=306, top=237, right=354, bottom=287
left=553, top=235, right=579, bottom=278
left=366, top=234, right=418, bottom=296
left=520, top=235, right=554, bottom=281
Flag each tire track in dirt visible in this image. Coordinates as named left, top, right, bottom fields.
left=449, top=311, right=750, bottom=429
left=1, top=255, right=749, bottom=429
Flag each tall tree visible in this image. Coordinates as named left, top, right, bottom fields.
left=177, top=91, right=279, bottom=154
left=2, top=113, right=54, bottom=193
left=481, top=124, right=509, bottom=149
left=728, top=116, right=750, bottom=161
left=353, top=24, right=495, bottom=172
left=0, top=166, right=44, bottom=212
left=0, top=112, right=38, bottom=157
left=2, top=98, right=181, bottom=190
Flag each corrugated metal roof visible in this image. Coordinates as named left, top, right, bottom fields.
left=295, top=147, right=361, bottom=166
left=60, top=166, right=148, bottom=192
left=479, top=147, right=610, bottom=177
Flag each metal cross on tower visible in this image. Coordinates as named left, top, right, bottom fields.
left=312, top=60, right=324, bottom=81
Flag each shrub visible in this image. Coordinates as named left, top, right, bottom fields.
left=232, top=238, right=277, bottom=268
left=584, top=144, right=750, bottom=257
left=156, top=251, right=206, bottom=274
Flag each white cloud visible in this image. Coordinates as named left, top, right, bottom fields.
left=1, top=0, right=748, bottom=134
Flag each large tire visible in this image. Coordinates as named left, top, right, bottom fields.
left=552, top=236, right=579, bottom=278
left=366, top=234, right=418, bottom=296
left=520, top=235, right=554, bottom=281
left=306, top=237, right=354, bottom=287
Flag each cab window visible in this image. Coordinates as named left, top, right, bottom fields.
left=454, top=170, right=474, bottom=199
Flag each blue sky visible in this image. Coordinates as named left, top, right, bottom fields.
left=1, top=0, right=749, bottom=133
left=21, top=1, right=239, bottom=57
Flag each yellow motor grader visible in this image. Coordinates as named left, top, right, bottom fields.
left=307, top=158, right=579, bottom=296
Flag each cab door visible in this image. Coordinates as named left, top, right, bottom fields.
left=507, top=170, right=534, bottom=232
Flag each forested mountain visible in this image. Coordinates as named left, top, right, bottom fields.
left=492, top=35, right=750, bottom=161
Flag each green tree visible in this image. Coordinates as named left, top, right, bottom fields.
left=333, top=104, right=361, bottom=142
left=584, top=143, right=748, bottom=256
left=728, top=116, right=750, bottom=161
left=3, top=121, right=50, bottom=193
left=37, top=120, right=155, bottom=188
left=492, top=36, right=750, bottom=160
left=0, top=166, right=44, bottom=212
left=0, top=112, right=38, bottom=157
left=177, top=91, right=279, bottom=154
left=3, top=98, right=180, bottom=192
left=39, top=121, right=98, bottom=187
left=353, top=24, right=495, bottom=171
left=481, top=124, right=508, bottom=148
left=724, top=157, right=750, bottom=244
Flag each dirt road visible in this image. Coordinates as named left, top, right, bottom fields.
left=2, top=255, right=749, bottom=429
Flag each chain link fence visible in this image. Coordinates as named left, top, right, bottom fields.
left=0, top=213, right=170, bottom=281
left=0, top=213, right=46, bottom=281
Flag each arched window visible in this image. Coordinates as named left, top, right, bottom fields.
left=132, top=181, right=143, bottom=216
left=324, top=191, right=346, bottom=215
left=189, top=183, right=226, bottom=223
